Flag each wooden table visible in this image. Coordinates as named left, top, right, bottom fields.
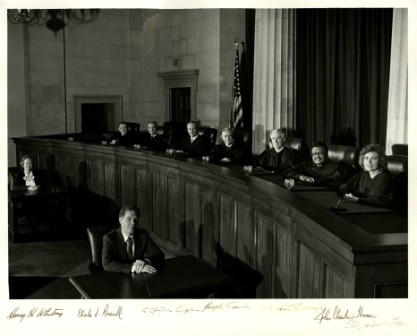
left=296, top=190, right=407, bottom=234
left=69, top=255, right=234, bottom=299
left=258, top=174, right=333, bottom=191
left=8, top=186, right=67, bottom=243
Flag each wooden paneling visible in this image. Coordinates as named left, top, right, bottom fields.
left=297, top=241, right=321, bottom=298
left=201, top=188, right=214, bottom=264
left=183, top=181, right=202, bottom=257
left=219, top=193, right=237, bottom=258
left=135, top=168, right=150, bottom=232
left=12, top=137, right=408, bottom=298
left=87, top=158, right=103, bottom=195
left=355, top=263, right=408, bottom=298
left=55, top=153, right=71, bottom=187
left=236, top=202, right=254, bottom=268
left=323, top=264, right=346, bottom=298
left=167, top=176, right=181, bottom=245
left=275, top=225, right=294, bottom=298
left=255, top=213, right=274, bottom=298
left=103, top=161, right=116, bottom=201
left=71, top=157, right=87, bottom=189
left=151, top=171, right=167, bottom=238
left=120, top=164, right=135, bottom=206
left=38, top=152, right=52, bottom=170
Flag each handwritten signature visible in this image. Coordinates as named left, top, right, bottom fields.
left=78, top=304, right=123, bottom=319
left=313, top=305, right=406, bottom=330
left=345, top=316, right=407, bottom=331
left=142, top=301, right=251, bottom=315
left=314, top=305, right=376, bottom=324
left=261, top=302, right=318, bottom=312
left=7, top=307, right=63, bottom=322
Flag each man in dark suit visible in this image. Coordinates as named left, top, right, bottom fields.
left=110, top=121, right=135, bottom=147
left=102, top=204, right=164, bottom=274
left=251, top=128, right=296, bottom=174
left=209, top=128, right=247, bottom=164
left=172, top=121, right=211, bottom=157
left=134, top=121, right=169, bottom=151
left=285, top=141, right=352, bottom=189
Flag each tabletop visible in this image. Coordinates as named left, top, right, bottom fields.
left=69, top=255, right=234, bottom=299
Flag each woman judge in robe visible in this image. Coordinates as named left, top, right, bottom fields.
left=338, top=143, right=393, bottom=207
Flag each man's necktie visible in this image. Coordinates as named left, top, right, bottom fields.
left=126, top=237, right=133, bottom=259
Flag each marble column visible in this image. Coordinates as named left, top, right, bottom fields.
left=252, top=9, right=296, bottom=154
left=386, top=8, right=408, bottom=155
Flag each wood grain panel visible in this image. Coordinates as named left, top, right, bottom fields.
left=218, top=193, right=238, bottom=280
left=120, top=164, right=135, bottom=206
left=103, top=161, right=116, bottom=202
left=183, top=181, right=202, bottom=257
left=71, top=157, right=87, bottom=189
left=55, top=153, right=71, bottom=187
left=167, top=176, right=181, bottom=245
left=294, top=216, right=356, bottom=298
left=255, top=213, right=274, bottom=298
left=323, top=263, right=346, bottom=298
left=236, top=202, right=254, bottom=267
left=87, top=158, right=103, bottom=195
left=201, top=188, right=214, bottom=264
left=297, top=241, right=321, bottom=298
left=151, top=171, right=167, bottom=238
left=37, top=152, right=51, bottom=170
left=219, top=193, right=237, bottom=257
left=136, top=168, right=150, bottom=232
left=355, top=263, right=408, bottom=298
left=275, top=225, right=294, bottom=298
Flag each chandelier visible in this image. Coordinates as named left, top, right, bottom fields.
left=7, top=9, right=100, bottom=33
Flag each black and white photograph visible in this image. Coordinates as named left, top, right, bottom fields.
left=2, top=0, right=416, bottom=335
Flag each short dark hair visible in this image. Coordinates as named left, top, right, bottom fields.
left=119, top=204, right=140, bottom=218
left=118, top=121, right=127, bottom=128
left=311, top=141, right=328, bottom=153
left=358, top=143, right=387, bottom=170
left=19, top=155, right=35, bottom=168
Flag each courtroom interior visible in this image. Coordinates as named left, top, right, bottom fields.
left=7, top=8, right=408, bottom=299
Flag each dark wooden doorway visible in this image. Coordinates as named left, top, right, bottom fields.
left=81, top=103, right=109, bottom=134
left=170, top=87, right=191, bottom=123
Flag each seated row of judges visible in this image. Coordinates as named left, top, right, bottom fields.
left=107, top=120, right=406, bottom=214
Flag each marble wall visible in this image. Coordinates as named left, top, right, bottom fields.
left=7, top=8, right=246, bottom=165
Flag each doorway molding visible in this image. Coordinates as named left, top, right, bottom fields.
left=74, top=95, right=123, bottom=133
left=157, top=70, right=199, bottom=122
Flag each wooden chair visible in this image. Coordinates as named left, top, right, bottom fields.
left=284, top=137, right=310, bottom=161
left=328, top=144, right=359, bottom=169
left=386, top=155, right=408, bottom=175
left=86, top=223, right=118, bottom=272
left=124, top=122, right=140, bottom=133
left=284, top=137, right=303, bottom=151
left=198, top=127, right=218, bottom=145
left=163, top=121, right=187, bottom=146
left=391, top=144, right=408, bottom=157
left=156, top=125, right=164, bottom=135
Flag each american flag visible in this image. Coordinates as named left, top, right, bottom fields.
left=230, top=47, right=243, bottom=129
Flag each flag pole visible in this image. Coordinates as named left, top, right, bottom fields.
left=229, top=42, right=240, bottom=129
left=230, top=41, right=243, bottom=131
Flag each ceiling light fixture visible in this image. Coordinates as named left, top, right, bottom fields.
left=7, top=9, right=100, bottom=34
